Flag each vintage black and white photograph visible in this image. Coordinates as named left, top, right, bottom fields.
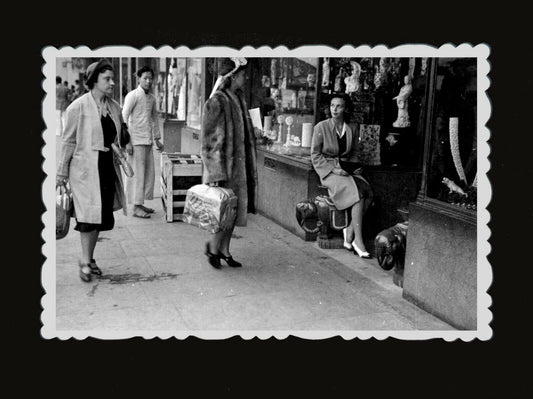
left=42, top=45, right=491, bottom=340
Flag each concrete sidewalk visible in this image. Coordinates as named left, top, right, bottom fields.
left=54, top=146, right=453, bottom=332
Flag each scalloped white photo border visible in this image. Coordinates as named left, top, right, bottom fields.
left=41, top=44, right=492, bottom=341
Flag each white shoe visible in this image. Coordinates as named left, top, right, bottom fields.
left=352, top=241, right=371, bottom=258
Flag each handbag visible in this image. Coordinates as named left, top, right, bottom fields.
left=182, top=184, right=238, bottom=233
left=111, top=143, right=134, bottom=177
left=56, top=183, right=73, bottom=240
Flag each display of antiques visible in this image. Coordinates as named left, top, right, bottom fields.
left=357, top=124, right=381, bottom=165
left=374, top=221, right=409, bottom=287
left=295, top=195, right=351, bottom=249
left=344, top=61, right=362, bottom=94
left=392, top=75, right=413, bottom=128
left=316, top=57, right=428, bottom=168
left=428, top=58, right=477, bottom=211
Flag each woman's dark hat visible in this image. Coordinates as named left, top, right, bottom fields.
left=85, top=59, right=113, bottom=84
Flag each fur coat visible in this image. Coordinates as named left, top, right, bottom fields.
left=201, top=88, right=257, bottom=227
left=311, top=119, right=363, bottom=210
left=57, top=93, right=127, bottom=223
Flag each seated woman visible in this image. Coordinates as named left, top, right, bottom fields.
left=310, top=93, right=373, bottom=258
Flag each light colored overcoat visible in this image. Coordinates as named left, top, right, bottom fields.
left=201, top=88, right=257, bottom=227
left=57, top=93, right=127, bottom=224
left=311, top=119, right=362, bottom=210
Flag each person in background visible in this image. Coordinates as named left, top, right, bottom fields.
left=122, top=66, right=164, bottom=218
left=311, top=92, right=374, bottom=258
left=56, top=76, right=70, bottom=135
left=201, top=57, right=260, bottom=268
left=56, top=59, right=127, bottom=282
left=64, top=81, right=73, bottom=105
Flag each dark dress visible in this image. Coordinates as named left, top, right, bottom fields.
left=337, top=133, right=372, bottom=200
left=74, top=113, right=118, bottom=232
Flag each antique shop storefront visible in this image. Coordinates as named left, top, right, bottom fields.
left=240, top=57, right=478, bottom=330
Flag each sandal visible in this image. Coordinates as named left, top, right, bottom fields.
left=89, top=259, right=102, bottom=276
left=139, top=205, right=154, bottom=214
left=133, top=209, right=151, bottom=218
left=78, top=261, right=92, bottom=282
left=205, top=242, right=221, bottom=269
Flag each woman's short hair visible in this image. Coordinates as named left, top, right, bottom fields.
left=84, top=59, right=114, bottom=90
left=136, top=66, right=154, bottom=78
left=329, top=92, right=354, bottom=121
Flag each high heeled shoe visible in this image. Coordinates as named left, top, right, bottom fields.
left=205, top=242, right=221, bottom=269
left=218, top=252, right=242, bottom=268
left=78, top=261, right=92, bottom=282
left=343, top=228, right=353, bottom=252
left=352, top=242, right=371, bottom=259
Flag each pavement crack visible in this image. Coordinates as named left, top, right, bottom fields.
left=87, top=283, right=99, bottom=297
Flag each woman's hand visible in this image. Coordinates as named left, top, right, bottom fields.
left=154, top=138, right=164, bottom=153
left=126, top=143, right=133, bottom=155
left=56, top=175, right=68, bottom=187
left=332, top=167, right=349, bottom=176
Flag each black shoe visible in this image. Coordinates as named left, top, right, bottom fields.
left=89, top=259, right=102, bottom=275
left=205, top=242, right=221, bottom=269
left=218, top=252, right=242, bottom=268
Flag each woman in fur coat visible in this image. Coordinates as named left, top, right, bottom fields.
left=56, top=59, right=127, bottom=282
left=311, top=93, right=373, bottom=258
left=201, top=57, right=259, bottom=269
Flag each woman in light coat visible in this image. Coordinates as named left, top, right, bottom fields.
left=56, top=59, right=127, bottom=282
left=311, top=93, right=373, bottom=258
left=201, top=57, right=258, bottom=269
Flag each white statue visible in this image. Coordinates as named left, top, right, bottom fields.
left=321, top=58, right=330, bottom=87
left=392, top=75, right=413, bottom=128
left=374, top=58, right=388, bottom=89
left=345, top=61, right=361, bottom=94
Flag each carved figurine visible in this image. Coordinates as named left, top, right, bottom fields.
left=344, top=61, right=361, bottom=94
left=334, top=67, right=345, bottom=92
left=374, top=58, right=389, bottom=89
left=374, top=221, right=408, bottom=271
left=442, top=177, right=468, bottom=197
left=392, top=75, right=413, bottom=128
left=296, top=196, right=350, bottom=238
left=321, top=58, right=330, bottom=87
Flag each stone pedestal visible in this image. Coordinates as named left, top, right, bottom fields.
left=402, top=202, right=477, bottom=330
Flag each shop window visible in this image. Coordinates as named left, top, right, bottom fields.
left=165, top=58, right=187, bottom=119
left=424, top=57, right=477, bottom=212
left=251, top=57, right=319, bottom=147
left=318, top=57, right=431, bottom=169
left=186, top=58, right=203, bottom=129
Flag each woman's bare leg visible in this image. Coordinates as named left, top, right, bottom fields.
left=208, top=230, right=225, bottom=254
left=350, top=199, right=367, bottom=252
left=219, top=227, right=235, bottom=257
left=80, top=231, right=99, bottom=264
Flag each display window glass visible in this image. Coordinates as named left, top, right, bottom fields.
left=251, top=57, right=319, bottom=148
left=318, top=57, right=431, bottom=168
left=426, top=57, right=477, bottom=210
left=186, top=58, right=203, bottom=129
